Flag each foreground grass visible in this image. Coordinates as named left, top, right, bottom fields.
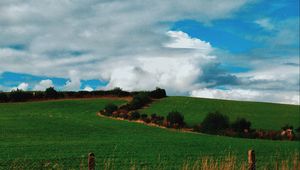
left=140, top=96, right=300, bottom=130
left=6, top=153, right=300, bottom=170
left=0, top=98, right=299, bottom=169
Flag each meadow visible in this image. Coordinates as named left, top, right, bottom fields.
left=0, top=98, right=299, bottom=169
left=140, top=96, right=300, bottom=130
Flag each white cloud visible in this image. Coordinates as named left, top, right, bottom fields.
left=1, top=0, right=299, bottom=105
left=0, top=0, right=253, bottom=79
left=11, top=82, right=29, bottom=91
left=255, top=18, right=274, bottom=30
left=165, top=31, right=213, bottom=53
left=34, top=79, right=54, bottom=91
left=190, top=88, right=299, bottom=105
left=63, top=70, right=81, bottom=91
left=83, top=86, right=93, bottom=92
left=102, top=31, right=216, bottom=94
left=235, top=59, right=299, bottom=91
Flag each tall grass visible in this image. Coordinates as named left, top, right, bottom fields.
left=5, top=153, right=299, bottom=170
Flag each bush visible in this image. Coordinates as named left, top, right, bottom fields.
left=201, top=111, right=229, bottom=134
left=129, top=92, right=151, bottom=110
left=9, top=89, right=33, bottom=102
left=104, top=103, right=118, bottom=116
left=110, top=87, right=130, bottom=97
left=149, top=87, right=167, bottom=99
left=150, top=113, right=164, bottom=125
left=119, top=112, right=129, bottom=119
left=231, top=118, right=251, bottom=133
left=128, top=111, right=140, bottom=120
left=281, top=124, right=293, bottom=130
left=0, top=92, right=8, bottom=102
left=140, top=114, right=148, bottom=120
left=151, top=113, right=157, bottom=120
left=166, top=111, right=185, bottom=128
left=45, top=87, right=59, bottom=99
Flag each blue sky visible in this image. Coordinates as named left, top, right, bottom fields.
left=0, top=0, right=299, bottom=104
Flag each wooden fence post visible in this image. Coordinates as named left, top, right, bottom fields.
left=248, top=150, right=256, bottom=170
left=88, top=152, right=95, bottom=170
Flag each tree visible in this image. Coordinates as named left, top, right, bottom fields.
left=9, top=89, right=32, bottom=102
left=231, top=118, right=251, bottom=133
left=281, top=124, right=293, bottom=130
left=149, top=87, right=167, bottom=98
left=0, top=92, right=8, bottom=102
left=129, top=92, right=151, bottom=110
left=128, top=111, right=140, bottom=120
left=166, top=111, right=185, bottom=128
left=45, top=87, right=59, bottom=98
left=104, top=103, right=118, bottom=116
left=201, top=111, right=229, bottom=134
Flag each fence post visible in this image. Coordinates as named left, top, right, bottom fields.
left=88, top=152, right=95, bottom=170
left=248, top=150, right=256, bottom=170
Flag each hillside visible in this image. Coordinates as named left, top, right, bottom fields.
left=140, top=96, right=300, bottom=130
left=0, top=98, right=299, bottom=169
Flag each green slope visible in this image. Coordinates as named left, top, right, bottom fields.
left=140, top=96, right=300, bottom=130
left=0, top=99, right=299, bottom=169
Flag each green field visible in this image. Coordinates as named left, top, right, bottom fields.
left=0, top=98, right=299, bottom=169
left=140, top=96, right=300, bottom=130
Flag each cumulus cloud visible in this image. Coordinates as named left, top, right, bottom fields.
left=0, top=0, right=253, bottom=79
left=63, top=70, right=81, bottom=91
left=83, top=86, right=93, bottom=92
left=11, top=82, right=29, bottom=91
left=0, top=0, right=298, bottom=104
left=165, top=31, right=213, bottom=53
left=101, top=31, right=216, bottom=94
left=34, top=79, right=54, bottom=91
left=190, top=88, right=299, bottom=105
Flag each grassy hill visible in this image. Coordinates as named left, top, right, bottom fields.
left=0, top=98, right=299, bottom=169
left=140, top=96, right=300, bottom=130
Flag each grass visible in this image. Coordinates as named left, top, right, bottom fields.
left=0, top=98, right=299, bottom=169
left=140, top=96, right=300, bottom=130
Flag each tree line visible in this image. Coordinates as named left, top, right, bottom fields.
left=0, top=87, right=166, bottom=103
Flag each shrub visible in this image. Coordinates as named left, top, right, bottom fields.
left=104, top=103, right=118, bottom=116
left=140, top=114, right=148, bottom=121
left=33, top=91, right=45, bottom=99
left=166, top=111, right=185, bottom=128
left=150, top=113, right=164, bottom=125
left=151, top=113, right=157, bottom=120
left=0, top=92, right=8, bottom=102
left=281, top=124, right=293, bottom=130
left=9, top=89, right=32, bottom=102
left=129, top=92, right=151, bottom=110
left=76, top=91, right=90, bottom=98
left=119, top=112, right=129, bottom=119
left=231, top=118, right=251, bottom=133
left=201, top=111, right=229, bottom=134
left=109, top=87, right=130, bottom=97
left=149, top=87, right=167, bottom=99
left=45, top=87, right=59, bottom=99
left=128, top=111, right=140, bottom=120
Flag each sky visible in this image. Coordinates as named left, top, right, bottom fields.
left=0, top=0, right=299, bottom=104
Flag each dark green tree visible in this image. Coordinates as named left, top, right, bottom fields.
left=231, top=118, right=251, bottom=133
left=45, top=87, right=59, bottom=98
left=166, top=111, right=185, bottom=128
left=201, top=111, right=229, bottom=134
